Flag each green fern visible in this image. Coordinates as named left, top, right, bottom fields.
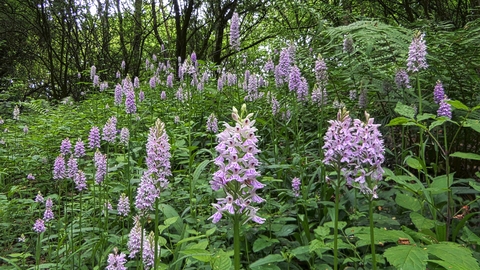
left=18, top=100, right=49, bottom=115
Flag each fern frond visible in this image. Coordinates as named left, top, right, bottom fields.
left=18, top=100, right=49, bottom=115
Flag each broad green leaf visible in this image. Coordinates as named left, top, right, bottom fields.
left=159, top=204, right=183, bottom=233
left=410, top=212, right=435, bottom=230
left=274, top=224, right=297, bottom=237
left=425, top=173, right=454, bottom=195
left=386, top=174, right=423, bottom=193
left=465, top=119, right=480, bottom=133
left=205, top=227, right=216, bottom=237
left=179, top=248, right=211, bottom=256
left=348, top=227, right=414, bottom=247
left=324, top=221, right=347, bottom=231
left=426, top=242, right=480, bottom=270
left=395, top=102, right=416, bottom=119
left=158, top=225, right=168, bottom=234
left=402, top=226, right=437, bottom=245
left=291, top=246, right=310, bottom=261
left=164, top=216, right=179, bottom=226
left=428, top=119, right=447, bottom=130
left=416, top=113, right=436, bottom=121
left=470, top=181, right=480, bottom=192
left=447, top=100, right=470, bottom=111
left=249, top=254, right=284, bottom=268
left=314, top=226, right=330, bottom=238
left=309, top=239, right=326, bottom=251
left=253, top=236, right=279, bottom=252
left=396, top=193, right=422, bottom=212
left=211, top=250, right=231, bottom=270
left=190, top=241, right=211, bottom=262
left=462, top=226, right=480, bottom=245
left=387, top=116, right=410, bottom=126
left=373, top=213, right=400, bottom=226
left=450, top=152, right=480, bottom=161
left=384, top=245, right=428, bottom=270
left=176, top=234, right=206, bottom=245
left=405, top=156, right=423, bottom=170
left=157, top=236, right=167, bottom=246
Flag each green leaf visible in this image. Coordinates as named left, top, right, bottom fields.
left=176, top=234, right=206, bottom=245
left=384, top=245, right=428, bottom=270
left=461, top=226, right=480, bottom=245
left=205, top=227, right=216, bottom=237
left=405, top=156, right=423, bottom=170
left=192, top=159, right=211, bottom=182
left=309, top=239, right=327, bottom=253
left=347, top=227, right=414, bottom=247
left=402, top=226, right=437, bottom=245
left=470, top=181, right=480, bottom=192
left=0, top=256, right=22, bottom=270
left=465, top=119, right=480, bottom=133
left=430, top=173, right=454, bottom=189
left=211, top=250, right=231, bottom=270
left=291, top=246, right=310, bottom=261
left=274, top=224, right=297, bottom=237
left=447, top=100, right=470, bottom=111
left=324, top=221, right=347, bottom=231
left=386, top=116, right=411, bottom=126
left=396, top=193, right=422, bottom=212
left=426, top=242, right=480, bottom=270
left=164, top=216, right=179, bottom=226
left=252, top=236, right=279, bottom=252
left=159, top=204, right=183, bottom=233
left=314, top=226, right=331, bottom=238
left=395, top=102, right=416, bottom=119
left=410, top=212, right=435, bottom=230
left=429, top=119, right=447, bottom=130
left=373, top=213, right=400, bottom=226
left=190, top=242, right=211, bottom=262
left=416, top=113, right=436, bottom=121
left=249, top=254, right=284, bottom=268
left=179, top=248, right=211, bottom=256
left=157, top=236, right=167, bottom=246
left=450, top=152, right=480, bottom=161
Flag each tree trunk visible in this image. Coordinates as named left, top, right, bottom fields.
left=132, top=0, right=143, bottom=76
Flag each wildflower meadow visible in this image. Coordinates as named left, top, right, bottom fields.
left=1, top=2, right=480, bottom=270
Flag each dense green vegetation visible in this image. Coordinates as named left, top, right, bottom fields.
left=1, top=0, right=480, bottom=269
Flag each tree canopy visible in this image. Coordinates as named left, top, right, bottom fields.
left=0, top=0, right=479, bottom=102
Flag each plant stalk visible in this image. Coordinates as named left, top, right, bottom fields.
left=369, top=197, right=377, bottom=270
left=234, top=213, right=241, bottom=270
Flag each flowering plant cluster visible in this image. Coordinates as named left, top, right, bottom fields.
left=206, top=113, right=218, bottom=133
left=407, top=31, right=428, bottom=73
left=433, top=81, right=452, bottom=119
left=32, top=196, right=55, bottom=233
left=209, top=105, right=265, bottom=224
left=134, top=118, right=171, bottom=213
left=323, top=108, right=385, bottom=198
left=106, top=247, right=127, bottom=270
left=127, top=216, right=156, bottom=269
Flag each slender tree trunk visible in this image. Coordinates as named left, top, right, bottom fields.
left=173, top=0, right=195, bottom=75
left=403, top=0, right=415, bottom=22
left=132, top=0, right=143, bottom=76
left=151, top=0, right=165, bottom=49
left=116, top=0, right=128, bottom=73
